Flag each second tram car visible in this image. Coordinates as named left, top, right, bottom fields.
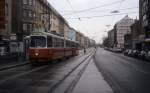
left=28, top=33, right=79, bottom=63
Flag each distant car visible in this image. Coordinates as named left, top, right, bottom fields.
left=138, top=51, right=146, bottom=60
left=145, top=51, right=150, bottom=61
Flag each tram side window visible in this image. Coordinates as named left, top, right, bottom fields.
left=73, top=43, right=75, bottom=47
left=53, top=38, right=60, bottom=47
left=70, top=41, right=72, bottom=47
left=66, top=41, right=69, bottom=47
left=69, top=41, right=71, bottom=47
left=53, top=38, right=57, bottom=47
left=59, top=39, right=63, bottom=47
left=67, top=41, right=70, bottom=47
left=58, top=39, right=62, bottom=47
left=60, top=39, right=64, bottom=47
left=72, top=42, right=75, bottom=47
left=47, top=36, right=52, bottom=47
left=75, top=43, right=78, bottom=47
left=75, top=43, right=77, bottom=47
left=56, top=38, right=60, bottom=47
left=71, top=42, right=73, bottom=47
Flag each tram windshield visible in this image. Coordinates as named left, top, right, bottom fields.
left=30, top=36, right=46, bottom=48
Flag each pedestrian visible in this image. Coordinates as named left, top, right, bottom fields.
left=84, top=47, right=86, bottom=54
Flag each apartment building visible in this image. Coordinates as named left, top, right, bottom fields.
left=115, top=15, right=134, bottom=49
left=139, top=0, right=150, bottom=50
left=108, top=29, right=116, bottom=48
left=130, top=20, right=143, bottom=50
left=68, top=27, right=77, bottom=41
left=0, top=0, right=12, bottom=40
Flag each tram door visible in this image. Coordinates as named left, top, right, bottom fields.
left=24, top=37, right=30, bottom=60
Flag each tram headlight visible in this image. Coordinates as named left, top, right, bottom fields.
left=35, top=53, right=39, bottom=56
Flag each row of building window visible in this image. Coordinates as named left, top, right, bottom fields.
left=53, top=38, right=64, bottom=47
left=23, top=10, right=35, bottom=18
left=23, top=0, right=35, bottom=6
left=23, top=23, right=33, bottom=31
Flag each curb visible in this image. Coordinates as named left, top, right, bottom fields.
left=0, top=62, right=29, bottom=71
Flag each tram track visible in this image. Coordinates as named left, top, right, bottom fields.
left=50, top=50, right=95, bottom=93
left=0, top=48, right=95, bottom=93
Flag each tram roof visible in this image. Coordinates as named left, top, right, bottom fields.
left=26, top=31, right=79, bottom=43
left=30, top=31, right=64, bottom=39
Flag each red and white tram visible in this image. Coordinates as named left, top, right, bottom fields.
left=27, top=33, right=79, bottom=63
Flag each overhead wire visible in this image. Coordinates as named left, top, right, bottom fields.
left=63, top=7, right=138, bottom=15
left=65, top=0, right=92, bottom=37
left=62, top=0, right=127, bottom=15
left=66, top=12, right=138, bottom=19
left=66, top=0, right=81, bottom=21
left=110, top=0, right=126, bottom=28
left=64, top=0, right=137, bottom=40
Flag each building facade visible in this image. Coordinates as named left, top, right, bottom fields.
left=68, top=27, right=76, bottom=41
left=63, top=23, right=70, bottom=39
left=0, top=0, right=90, bottom=55
left=115, top=15, right=134, bottom=49
left=139, top=0, right=150, bottom=50
left=50, top=12, right=60, bottom=34
left=130, top=20, right=143, bottom=50
left=0, top=0, right=71, bottom=41
left=0, top=0, right=12, bottom=40
left=76, top=31, right=83, bottom=48
left=124, top=34, right=132, bottom=49
left=108, top=29, right=116, bottom=48
left=84, top=36, right=90, bottom=48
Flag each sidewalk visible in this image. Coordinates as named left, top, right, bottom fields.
left=72, top=59, right=113, bottom=93
left=0, top=59, right=28, bottom=71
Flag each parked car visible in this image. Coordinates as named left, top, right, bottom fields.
left=109, top=48, right=113, bottom=52
left=113, top=47, right=122, bottom=53
left=145, top=51, right=150, bottom=61
left=138, top=51, right=147, bottom=60
left=124, top=49, right=129, bottom=56
left=104, top=47, right=109, bottom=50
left=132, top=50, right=140, bottom=58
left=127, top=49, right=133, bottom=56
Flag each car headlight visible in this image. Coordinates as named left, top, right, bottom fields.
left=35, top=53, right=39, bottom=56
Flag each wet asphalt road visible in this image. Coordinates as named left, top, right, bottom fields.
left=94, top=48, right=150, bottom=93
left=0, top=48, right=94, bottom=93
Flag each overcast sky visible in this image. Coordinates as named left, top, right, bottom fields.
left=48, top=0, right=139, bottom=43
